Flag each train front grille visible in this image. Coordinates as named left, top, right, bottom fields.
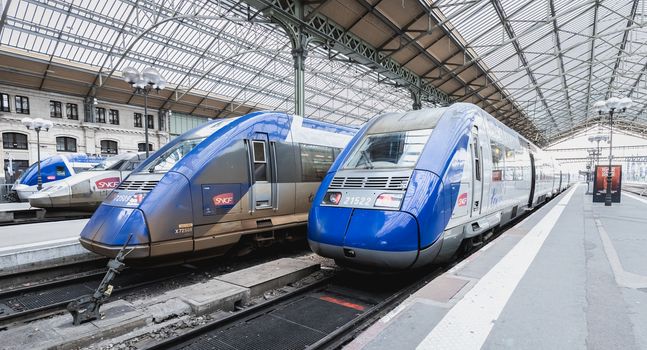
left=117, top=180, right=159, bottom=192
left=328, top=175, right=410, bottom=190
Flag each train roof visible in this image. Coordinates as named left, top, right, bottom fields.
left=366, top=108, right=448, bottom=134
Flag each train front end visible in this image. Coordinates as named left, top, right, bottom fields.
left=308, top=109, right=457, bottom=270
left=79, top=120, right=233, bottom=259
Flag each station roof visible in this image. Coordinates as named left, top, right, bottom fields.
left=1, top=0, right=646, bottom=146
left=0, top=0, right=412, bottom=125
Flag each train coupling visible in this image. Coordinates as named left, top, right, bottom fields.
left=67, top=235, right=133, bottom=326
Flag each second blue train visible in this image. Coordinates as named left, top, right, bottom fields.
left=308, top=103, right=571, bottom=270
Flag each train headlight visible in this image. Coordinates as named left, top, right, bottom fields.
left=374, top=193, right=403, bottom=209
left=323, top=192, right=342, bottom=205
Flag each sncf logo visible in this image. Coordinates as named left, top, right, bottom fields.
left=95, top=177, right=121, bottom=190
left=457, top=192, right=468, bottom=207
left=212, top=192, right=234, bottom=207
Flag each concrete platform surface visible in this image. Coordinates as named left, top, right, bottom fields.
left=0, top=219, right=97, bottom=276
left=1, top=256, right=320, bottom=350
left=216, top=257, right=321, bottom=296
left=0, top=202, right=33, bottom=211
left=348, top=184, right=647, bottom=350
left=0, top=202, right=44, bottom=222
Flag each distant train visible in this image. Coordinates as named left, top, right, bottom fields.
left=12, top=154, right=105, bottom=202
left=29, top=152, right=147, bottom=210
left=308, top=103, right=571, bottom=270
left=79, top=112, right=356, bottom=260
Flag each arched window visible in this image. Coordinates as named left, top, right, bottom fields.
left=2, top=132, right=28, bottom=149
left=138, top=143, right=153, bottom=152
left=100, top=140, right=118, bottom=155
left=56, top=137, right=77, bottom=152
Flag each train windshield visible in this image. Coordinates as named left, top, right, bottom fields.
left=139, top=137, right=207, bottom=173
left=343, top=129, right=432, bottom=169
left=91, top=154, right=132, bottom=171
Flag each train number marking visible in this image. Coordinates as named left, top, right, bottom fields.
left=175, top=223, right=193, bottom=235
left=341, top=196, right=372, bottom=206
left=212, top=192, right=234, bottom=207
left=457, top=192, right=468, bottom=207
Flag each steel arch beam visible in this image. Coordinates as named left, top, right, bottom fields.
left=240, top=0, right=451, bottom=105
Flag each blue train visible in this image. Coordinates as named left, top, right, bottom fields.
left=79, top=112, right=356, bottom=260
left=12, top=154, right=105, bottom=201
left=308, top=103, right=570, bottom=270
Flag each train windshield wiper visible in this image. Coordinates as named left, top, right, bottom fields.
left=361, top=150, right=374, bottom=169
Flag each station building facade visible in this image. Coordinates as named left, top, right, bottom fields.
left=0, top=84, right=173, bottom=183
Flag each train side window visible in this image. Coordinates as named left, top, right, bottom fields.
left=56, top=166, right=66, bottom=176
left=490, top=141, right=503, bottom=181
left=252, top=141, right=268, bottom=182
left=472, top=134, right=481, bottom=181
left=300, top=144, right=334, bottom=182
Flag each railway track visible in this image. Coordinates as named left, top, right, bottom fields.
left=0, top=241, right=312, bottom=330
left=142, top=267, right=443, bottom=350
left=0, top=264, right=195, bottom=329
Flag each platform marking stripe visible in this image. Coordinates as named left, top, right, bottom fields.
left=594, top=218, right=647, bottom=289
left=319, top=296, right=365, bottom=311
left=416, top=185, right=578, bottom=350
left=0, top=237, right=79, bottom=253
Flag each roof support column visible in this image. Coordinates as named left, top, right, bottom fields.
left=291, top=35, right=308, bottom=116
left=285, top=0, right=309, bottom=116
left=410, top=87, right=422, bottom=110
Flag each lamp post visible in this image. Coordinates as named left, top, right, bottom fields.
left=593, top=96, right=632, bottom=206
left=21, top=117, right=53, bottom=191
left=122, top=66, right=166, bottom=157
left=587, top=134, right=608, bottom=168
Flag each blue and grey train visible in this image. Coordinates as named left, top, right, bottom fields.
left=308, top=103, right=570, bottom=270
left=12, top=154, right=105, bottom=201
left=79, top=111, right=355, bottom=260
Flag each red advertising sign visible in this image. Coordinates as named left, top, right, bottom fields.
left=95, top=177, right=121, bottom=190
left=593, top=165, right=622, bottom=203
left=212, top=192, right=234, bottom=207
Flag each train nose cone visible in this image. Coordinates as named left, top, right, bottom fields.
left=308, top=206, right=420, bottom=270
left=27, top=192, right=53, bottom=207
left=12, top=184, right=35, bottom=202
left=29, top=184, right=70, bottom=207
left=341, top=209, right=419, bottom=270
left=79, top=205, right=151, bottom=258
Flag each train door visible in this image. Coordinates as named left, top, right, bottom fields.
left=528, top=153, right=536, bottom=207
left=470, top=127, right=483, bottom=216
left=247, top=133, right=274, bottom=211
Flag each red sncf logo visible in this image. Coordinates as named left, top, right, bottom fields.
left=212, top=192, right=234, bottom=207
left=95, top=177, right=121, bottom=190
left=457, top=192, right=468, bottom=207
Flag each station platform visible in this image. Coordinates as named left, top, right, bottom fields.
left=349, top=184, right=647, bottom=350
left=0, top=202, right=45, bottom=222
left=0, top=219, right=99, bottom=276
